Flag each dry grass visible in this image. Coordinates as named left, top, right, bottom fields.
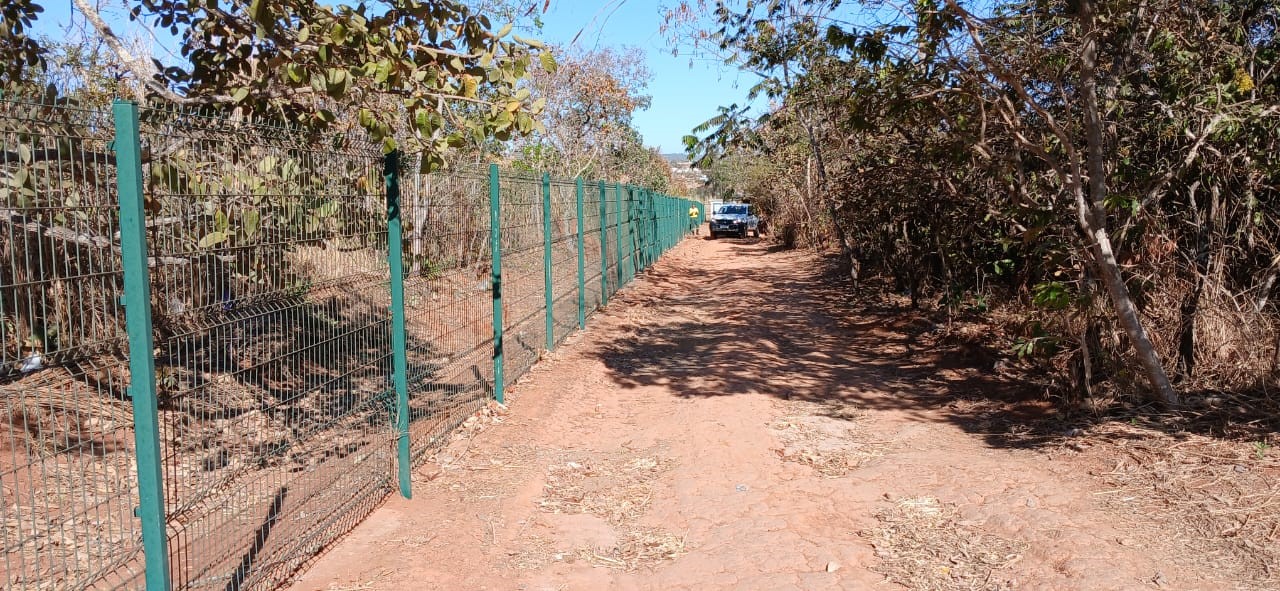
left=529, top=445, right=686, bottom=571
left=771, top=398, right=883, bottom=477
left=537, top=451, right=674, bottom=524
left=420, top=401, right=539, bottom=502
left=864, top=496, right=1027, bottom=591
left=576, top=528, right=688, bottom=571
left=508, top=534, right=560, bottom=571
left=322, top=568, right=395, bottom=591
left=1082, top=421, right=1280, bottom=589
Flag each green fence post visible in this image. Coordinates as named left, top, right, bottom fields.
left=489, top=164, right=504, bottom=404
left=542, top=173, right=554, bottom=351
left=614, top=183, right=623, bottom=289
left=599, top=181, right=609, bottom=303
left=575, top=177, right=585, bottom=329
left=384, top=151, right=412, bottom=499
left=112, top=99, right=172, bottom=591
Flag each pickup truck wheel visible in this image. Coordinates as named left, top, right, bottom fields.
left=739, top=229, right=747, bottom=239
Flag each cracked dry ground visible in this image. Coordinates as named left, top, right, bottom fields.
left=290, top=237, right=1235, bottom=591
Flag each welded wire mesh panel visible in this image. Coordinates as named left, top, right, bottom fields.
left=0, top=98, right=146, bottom=590
left=136, top=107, right=393, bottom=591
left=581, top=182, right=604, bottom=316
left=400, top=166, right=492, bottom=464
left=548, top=181, right=578, bottom=347
left=497, top=173, right=546, bottom=392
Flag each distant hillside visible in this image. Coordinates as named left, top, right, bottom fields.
left=662, top=153, right=690, bottom=164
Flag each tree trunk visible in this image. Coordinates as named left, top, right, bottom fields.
left=1077, top=0, right=1178, bottom=405
left=782, top=60, right=858, bottom=280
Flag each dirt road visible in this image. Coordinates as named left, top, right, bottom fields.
left=289, top=237, right=1223, bottom=591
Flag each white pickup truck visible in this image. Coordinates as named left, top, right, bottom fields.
left=708, top=203, right=760, bottom=239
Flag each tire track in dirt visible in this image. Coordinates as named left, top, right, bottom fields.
left=288, top=236, right=1221, bottom=591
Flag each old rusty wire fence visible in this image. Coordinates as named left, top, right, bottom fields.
left=1, top=97, right=702, bottom=591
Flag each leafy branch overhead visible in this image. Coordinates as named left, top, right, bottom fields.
left=12, top=0, right=558, bottom=158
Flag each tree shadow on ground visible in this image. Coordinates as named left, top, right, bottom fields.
left=594, top=240, right=1266, bottom=452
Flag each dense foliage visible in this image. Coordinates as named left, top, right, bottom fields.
left=677, top=0, right=1279, bottom=405
left=3, top=0, right=552, bottom=161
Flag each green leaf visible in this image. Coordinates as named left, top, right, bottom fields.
left=316, top=200, right=339, bottom=217
left=515, top=112, right=533, bottom=133
left=513, top=35, right=545, bottom=49
left=1032, top=282, right=1072, bottom=310
left=539, top=51, right=557, bottom=74
left=198, top=231, right=228, bottom=248
left=243, top=209, right=261, bottom=239
left=10, top=167, right=29, bottom=190
left=414, top=109, right=433, bottom=134
left=231, top=87, right=250, bottom=103
left=248, top=0, right=272, bottom=32
left=326, top=68, right=350, bottom=97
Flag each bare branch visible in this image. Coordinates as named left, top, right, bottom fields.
left=70, top=0, right=185, bottom=104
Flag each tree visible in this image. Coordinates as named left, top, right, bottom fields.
left=673, top=0, right=1279, bottom=406
left=9, top=0, right=553, bottom=161
left=939, top=0, right=1175, bottom=403
left=0, top=0, right=46, bottom=89
left=518, top=45, right=652, bottom=178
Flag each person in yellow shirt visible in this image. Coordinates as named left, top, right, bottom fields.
left=688, top=205, right=700, bottom=235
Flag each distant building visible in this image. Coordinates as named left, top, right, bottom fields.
left=661, top=153, right=708, bottom=194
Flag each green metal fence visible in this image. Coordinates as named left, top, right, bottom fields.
left=1, top=97, right=699, bottom=590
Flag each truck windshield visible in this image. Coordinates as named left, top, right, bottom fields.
left=715, top=205, right=747, bottom=215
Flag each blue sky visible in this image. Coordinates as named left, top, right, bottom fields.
left=29, top=1, right=753, bottom=154
left=536, top=1, right=756, bottom=154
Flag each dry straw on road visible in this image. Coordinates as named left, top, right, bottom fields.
left=536, top=447, right=686, bottom=570
left=865, top=496, right=1026, bottom=591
